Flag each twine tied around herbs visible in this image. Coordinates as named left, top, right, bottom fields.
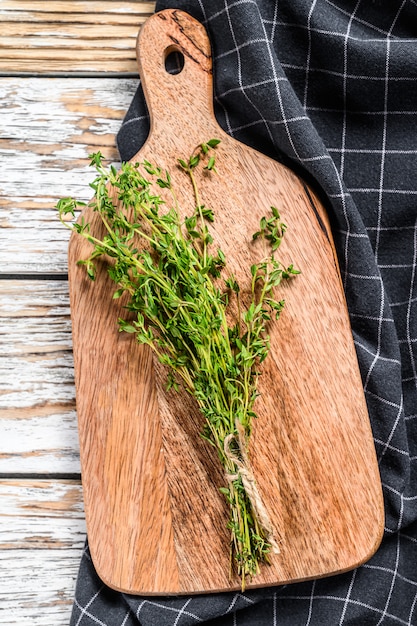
left=223, top=420, right=280, bottom=555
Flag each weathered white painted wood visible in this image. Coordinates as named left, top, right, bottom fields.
left=0, top=280, right=70, bottom=318
left=0, top=480, right=85, bottom=625
left=0, top=480, right=85, bottom=548
left=0, top=352, right=74, bottom=406
left=0, top=4, right=153, bottom=621
left=0, top=280, right=70, bottom=316
left=1, top=75, right=137, bottom=139
left=0, top=550, right=81, bottom=626
left=0, top=0, right=155, bottom=74
left=0, top=409, right=80, bottom=474
left=0, top=280, right=79, bottom=473
left=0, top=77, right=139, bottom=273
left=0, top=0, right=154, bottom=16
left=0, top=208, right=79, bottom=275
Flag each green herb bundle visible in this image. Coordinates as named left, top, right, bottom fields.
left=57, top=140, right=299, bottom=589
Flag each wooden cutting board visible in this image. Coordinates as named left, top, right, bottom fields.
left=68, top=9, right=384, bottom=595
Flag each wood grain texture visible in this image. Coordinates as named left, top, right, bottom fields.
left=0, top=1, right=156, bottom=621
left=0, top=281, right=79, bottom=473
left=0, top=480, right=85, bottom=626
left=0, top=550, right=80, bottom=626
left=0, top=480, right=85, bottom=548
left=0, top=77, right=138, bottom=273
left=69, top=9, right=385, bottom=596
left=0, top=0, right=155, bottom=73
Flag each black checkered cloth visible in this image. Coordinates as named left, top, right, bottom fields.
left=70, top=1, right=417, bottom=624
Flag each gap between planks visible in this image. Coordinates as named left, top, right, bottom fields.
left=0, top=1, right=154, bottom=620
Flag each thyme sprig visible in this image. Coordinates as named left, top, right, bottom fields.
left=57, top=140, right=299, bottom=589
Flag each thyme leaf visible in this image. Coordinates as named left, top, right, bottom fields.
left=57, top=140, right=299, bottom=589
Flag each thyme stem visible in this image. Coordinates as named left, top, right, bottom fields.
left=57, top=141, right=299, bottom=589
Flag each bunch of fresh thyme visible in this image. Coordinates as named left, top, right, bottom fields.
left=57, top=140, right=299, bottom=589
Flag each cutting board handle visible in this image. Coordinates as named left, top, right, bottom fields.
left=136, top=10, right=215, bottom=140
left=70, top=8, right=384, bottom=595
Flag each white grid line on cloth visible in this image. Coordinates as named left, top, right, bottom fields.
left=173, top=599, right=194, bottom=626
left=216, top=76, right=286, bottom=99
left=305, top=579, right=316, bottom=626
left=406, top=219, right=417, bottom=391
left=327, top=191, right=353, bottom=199
left=302, top=0, right=318, bottom=109
left=120, top=114, right=149, bottom=130
left=343, top=272, right=381, bottom=280
left=334, top=230, right=368, bottom=239
left=266, top=18, right=417, bottom=43
left=214, top=86, right=234, bottom=138
left=136, top=599, right=203, bottom=623
left=379, top=264, right=417, bottom=269
left=215, top=37, right=273, bottom=58
left=363, top=389, right=402, bottom=411
left=339, top=0, right=361, bottom=181
left=71, top=1, right=417, bottom=623
left=350, top=312, right=395, bottom=323
left=344, top=188, right=417, bottom=194
left=282, top=64, right=417, bottom=81
left=263, top=8, right=387, bottom=40
left=269, top=0, right=279, bottom=44
left=388, top=0, right=409, bottom=36
left=289, top=153, right=332, bottom=163
left=323, top=0, right=407, bottom=37
left=202, top=0, right=260, bottom=23
left=224, top=0, right=276, bottom=149
left=224, top=592, right=256, bottom=614
left=272, top=591, right=277, bottom=626
left=375, top=532, right=401, bottom=626
left=367, top=225, right=417, bottom=232
left=392, top=297, right=417, bottom=309
left=222, top=114, right=311, bottom=134
left=363, top=562, right=417, bottom=588
left=74, top=586, right=107, bottom=626
left=408, top=587, right=417, bottom=626
left=308, top=108, right=417, bottom=115
left=256, top=6, right=306, bottom=163
left=135, top=600, right=146, bottom=620
left=374, top=438, right=410, bottom=458
left=225, top=593, right=240, bottom=615
left=352, top=343, right=400, bottom=367
left=326, top=162, right=351, bottom=290
left=374, top=35, right=390, bottom=268
left=383, top=483, right=417, bottom=502
left=267, top=24, right=386, bottom=41
left=329, top=148, right=417, bottom=155
left=119, top=611, right=133, bottom=626
left=338, top=568, right=357, bottom=626
left=269, top=25, right=417, bottom=44
left=400, top=530, right=417, bottom=543
left=360, top=29, right=394, bottom=453
left=377, top=402, right=404, bottom=462
left=273, top=593, right=411, bottom=625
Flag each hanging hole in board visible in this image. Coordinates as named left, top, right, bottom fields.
left=164, top=46, right=185, bottom=75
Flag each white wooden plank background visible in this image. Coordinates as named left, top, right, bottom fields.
left=0, top=280, right=79, bottom=475
left=0, top=480, right=86, bottom=626
left=0, top=77, right=138, bottom=274
left=0, top=2, right=155, bottom=624
left=0, top=1, right=155, bottom=73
